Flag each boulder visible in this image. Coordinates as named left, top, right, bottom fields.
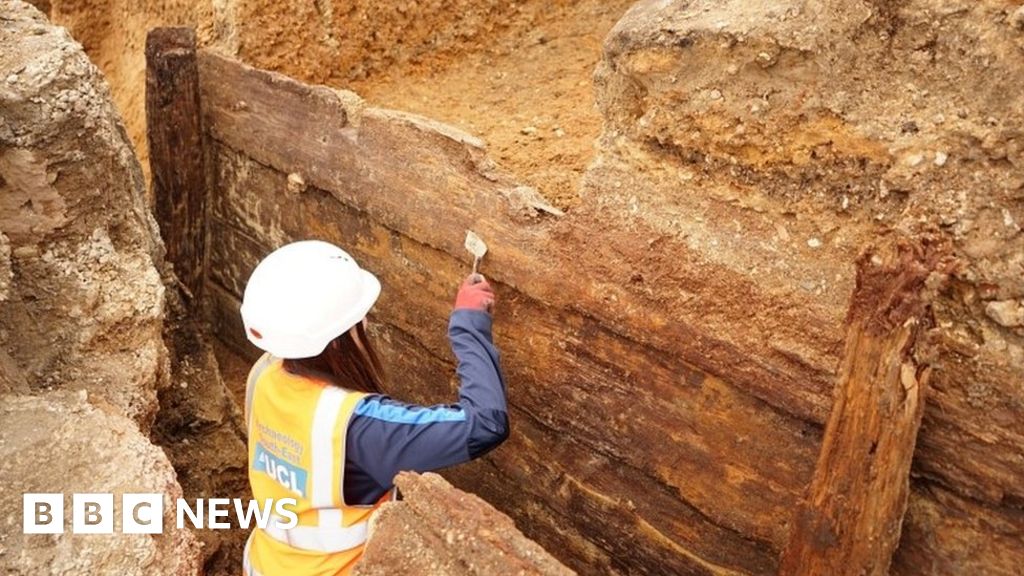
left=0, top=391, right=201, bottom=575
left=0, top=0, right=167, bottom=425
left=355, top=472, right=574, bottom=576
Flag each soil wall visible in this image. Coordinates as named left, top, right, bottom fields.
left=0, top=3, right=201, bottom=573
left=44, top=0, right=585, bottom=196
left=592, top=1, right=1024, bottom=572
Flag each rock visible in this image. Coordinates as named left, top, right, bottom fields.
left=0, top=392, right=201, bottom=575
left=0, top=0, right=167, bottom=425
left=354, top=473, right=574, bottom=576
left=0, top=4, right=209, bottom=575
left=1011, top=6, right=1024, bottom=31
left=286, top=172, right=306, bottom=195
left=985, top=300, right=1024, bottom=328
left=0, top=233, right=11, bottom=302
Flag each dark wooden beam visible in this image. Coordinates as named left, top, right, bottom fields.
left=195, top=49, right=841, bottom=426
left=779, top=241, right=942, bottom=576
left=146, top=27, right=207, bottom=302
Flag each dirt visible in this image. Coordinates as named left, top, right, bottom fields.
left=46, top=0, right=219, bottom=188
left=44, top=0, right=631, bottom=211
left=348, top=0, right=636, bottom=211
left=0, top=391, right=202, bottom=576
left=355, top=472, right=574, bottom=576
left=212, top=338, right=250, bottom=408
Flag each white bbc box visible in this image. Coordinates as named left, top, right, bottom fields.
left=23, top=493, right=64, bottom=534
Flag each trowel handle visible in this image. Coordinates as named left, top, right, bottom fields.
left=472, top=255, right=481, bottom=275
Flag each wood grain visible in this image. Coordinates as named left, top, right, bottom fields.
left=145, top=27, right=208, bottom=301
left=779, top=242, right=937, bottom=575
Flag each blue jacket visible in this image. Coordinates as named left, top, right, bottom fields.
left=343, top=309, right=508, bottom=504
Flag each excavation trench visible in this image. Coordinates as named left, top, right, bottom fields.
left=12, top=1, right=1024, bottom=575
left=141, top=4, right=639, bottom=574
left=146, top=36, right=837, bottom=575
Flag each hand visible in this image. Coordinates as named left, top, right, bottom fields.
left=455, top=273, right=495, bottom=313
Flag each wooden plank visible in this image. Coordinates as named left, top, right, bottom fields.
left=195, top=49, right=841, bottom=425
left=778, top=241, right=941, bottom=575
left=204, top=144, right=818, bottom=573
left=146, top=27, right=207, bottom=302
left=204, top=237, right=744, bottom=576
left=206, top=218, right=267, bottom=299
left=893, top=480, right=1024, bottom=575
left=205, top=281, right=259, bottom=364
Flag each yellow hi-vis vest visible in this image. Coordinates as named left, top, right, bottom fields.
left=243, top=353, right=391, bottom=576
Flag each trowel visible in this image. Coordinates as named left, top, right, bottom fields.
left=464, top=230, right=488, bottom=275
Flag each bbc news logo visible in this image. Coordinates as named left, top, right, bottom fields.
left=23, top=494, right=297, bottom=534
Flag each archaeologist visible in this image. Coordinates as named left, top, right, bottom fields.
left=239, top=240, right=508, bottom=576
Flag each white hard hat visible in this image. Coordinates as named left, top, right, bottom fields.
left=240, top=240, right=381, bottom=359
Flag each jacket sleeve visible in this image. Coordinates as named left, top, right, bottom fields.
left=343, top=309, right=509, bottom=504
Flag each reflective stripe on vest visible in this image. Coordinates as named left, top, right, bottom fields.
left=242, top=532, right=260, bottom=576
left=245, top=352, right=274, bottom=433
left=259, top=385, right=369, bottom=554
left=259, top=481, right=397, bottom=554
left=310, top=386, right=346, bottom=511
left=262, top=514, right=368, bottom=553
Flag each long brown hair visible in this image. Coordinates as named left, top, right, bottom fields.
left=282, top=322, right=386, bottom=394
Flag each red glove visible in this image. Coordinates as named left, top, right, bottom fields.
left=455, top=273, right=495, bottom=313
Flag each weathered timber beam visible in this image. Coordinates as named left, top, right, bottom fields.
left=203, top=144, right=805, bottom=574
left=778, top=241, right=944, bottom=575
left=195, top=49, right=838, bottom=425
left=146, top=27, right=207, bottom=302
left=893, top=480, right=1024, bottom=575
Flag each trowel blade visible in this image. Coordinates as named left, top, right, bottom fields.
left=464, top=230, right=488, bottom=273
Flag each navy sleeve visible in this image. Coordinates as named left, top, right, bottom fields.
left=343, top=309, right=509, bottom=505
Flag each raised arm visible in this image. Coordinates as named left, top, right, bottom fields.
left=342, top=275, right=509, bottom=504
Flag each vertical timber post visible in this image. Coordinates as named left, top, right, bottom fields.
left=778, top=241, right=942, bottom=576
left=146, top=27, right=207, bottom=303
